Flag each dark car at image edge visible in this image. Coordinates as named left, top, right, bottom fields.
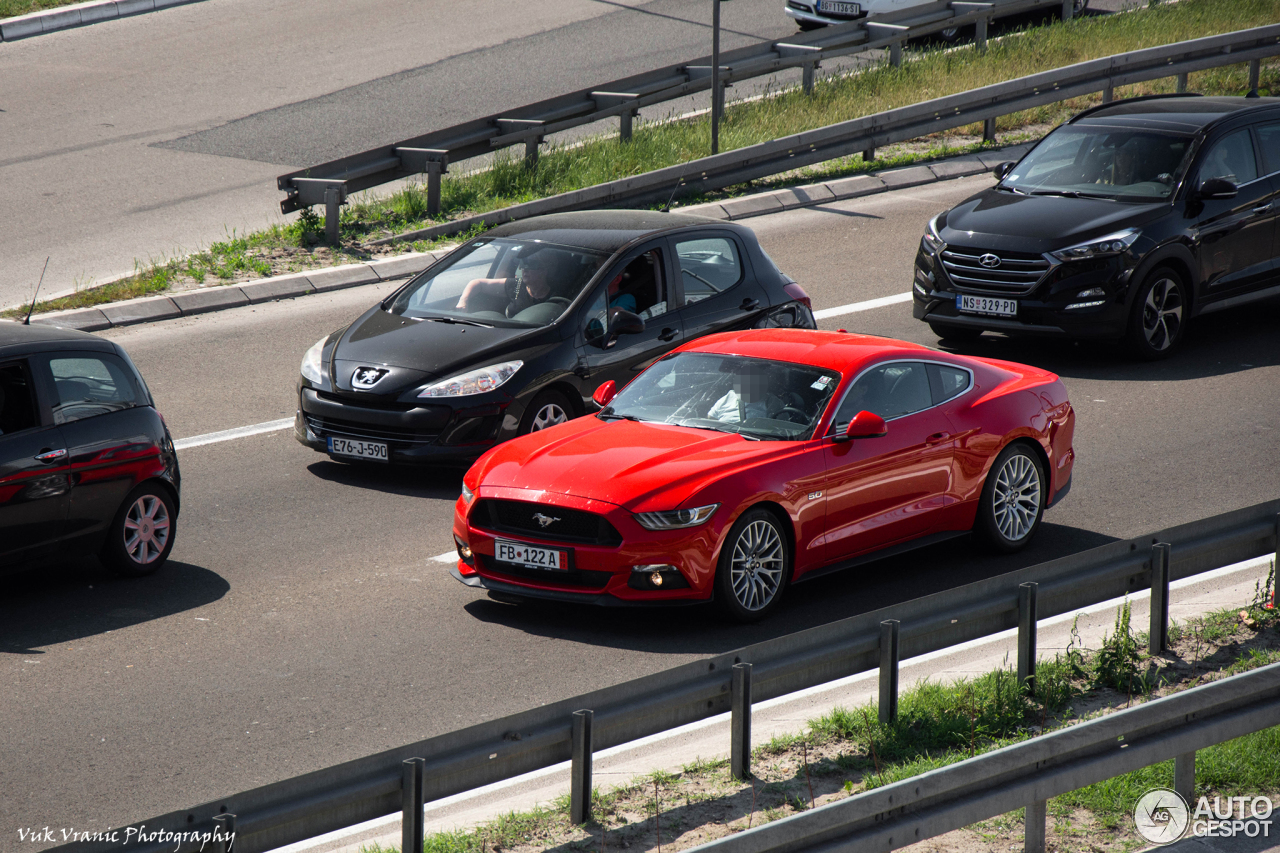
left=295, top=210, right=816, bottom=467
left=913, top=94, right=1280, bottom=358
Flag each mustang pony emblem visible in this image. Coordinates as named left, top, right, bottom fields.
left=532, top=513, right=561, bottom=528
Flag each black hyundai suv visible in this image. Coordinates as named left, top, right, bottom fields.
left=913, top=94, right=1280, bottom=358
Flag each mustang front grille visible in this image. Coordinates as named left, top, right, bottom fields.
left=473, top=499, right=623, bottom=546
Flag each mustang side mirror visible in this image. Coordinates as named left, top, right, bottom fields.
left=592, top=380, right=618, bottom=408
left=1197, top=177, right=1238, bottom=200
left=993, top=161, right=1016, bottom=181
left=834, top=410, right=888, bottom=442
left=603, top=308, right=645, bottom=348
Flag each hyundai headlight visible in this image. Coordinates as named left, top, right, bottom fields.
left=634, top=504, right=720, bottom=531
left=300, top=337, right=326, bottom=384
left=418, top=361, right=523, bottom=398
left=1050, top=229, right=1140, bottom=262
left=921, top=215, right=947, bottom=254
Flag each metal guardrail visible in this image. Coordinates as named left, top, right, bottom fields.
left=275, top=0, right=1068, bottom=228
left=45, top=498, right=1280, bottom=853
left=375, top=23, right=1280, bottom=246
left=689, top=659, right=1280, bottom=853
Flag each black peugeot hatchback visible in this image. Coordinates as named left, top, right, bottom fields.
left=295, top=210, right=815, bottom=466
left=913, top=94, right=1280, bottom=358
left=0, top=322, right=180, bottom=575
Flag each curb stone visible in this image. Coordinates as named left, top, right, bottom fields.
left=0, top=0, right=207, bottom=42
left=17, top=146, right=1031, bottom=334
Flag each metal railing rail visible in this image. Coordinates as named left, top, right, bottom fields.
left=686, top=660, right=1280, bottom=853
left=44, top=498, right=1280, bottom=853
left=275, top=0, right=1068, bottom=228
left=375, top=23, right=1280, bottom=246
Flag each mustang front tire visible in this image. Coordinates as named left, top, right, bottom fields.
left=974, top=443, right=1045, bottom=553
left=716, top=508, right=791, bottom=622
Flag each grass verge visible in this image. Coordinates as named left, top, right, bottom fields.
left=372, top=568, right=1279, bottom=853
left=0, top=0, right=89, bottom=17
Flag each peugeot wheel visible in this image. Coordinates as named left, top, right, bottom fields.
left=101, top=484, right=177, bottom=577
left=520, top=389, right=572, bottom=435
left=974, top=443, right=1045, bottom=553
left=715, top=508, right=791, bottom=622
left=1126, top=267, right=1188, bottom=360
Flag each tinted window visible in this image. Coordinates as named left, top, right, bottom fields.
left=675, top=237, right=743, bottom=305
left=833, top=362, right=932, bottom=430
left=1002, top=125, right=1192, bottom=201
left=0, top=361, right=38, bottom=436
left=49, top=355, right=144, bottom=425
left=1252, top=123, right=1280, bottom=176
left=1200, top=129, right=1259, bottom=185
left=927, top=363, right=971, bottom=404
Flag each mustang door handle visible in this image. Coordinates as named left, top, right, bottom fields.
left=925, top=432, right=951, bottom=444
left=658, top=328, right=679, bottom=342
left=739, top=298, right=760, bottom=311
left=35, top=448, right=67, bottom=463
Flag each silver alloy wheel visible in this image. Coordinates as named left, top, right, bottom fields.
left=992, top=453, right=1041, bottom=542
left=1141, top=277, right=1183, bottom=351
left=529, top=402, right=569, bottom=432
left=729, top=519, right=785, bottom=612
left=123, top=494, right=170, bottom=565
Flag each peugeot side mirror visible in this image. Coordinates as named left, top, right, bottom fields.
left=993, top=161, right=1016, bottom=181
left=1198, top=177, right=1238, bottom=200
left=603, top=308, right=645, bottom=348
left=833, top=410, right=888, bottom=442
left=592, top=380, right=618, bottom=408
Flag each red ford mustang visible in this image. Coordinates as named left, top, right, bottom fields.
left=450, top=329, right=1074, bottom=620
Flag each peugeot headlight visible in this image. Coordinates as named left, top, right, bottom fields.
left=418, top=360, right=523, bottom=398
left=921, top=215, right=947, bottom=254
left=634, top=503, right=720, bottom=531
left=1050, top=229, right=1140, bottom=262
left=300, top=337, right=326, bottom=384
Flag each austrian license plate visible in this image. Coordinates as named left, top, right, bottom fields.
left=495, top=539, right=568, bottom=571
left=817, top=0, right=860, bottom=13
left=327, top=437, right=389, bottom=462
left=957, top=294, right=1018, bottom=318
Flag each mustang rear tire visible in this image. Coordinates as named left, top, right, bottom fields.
left=101, top=483, right=177, bottom=577
left=974, top=443, right=1045, bottom=553
left=715, top=508, right=791, bottom=622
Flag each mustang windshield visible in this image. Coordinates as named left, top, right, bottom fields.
left=389, top=238, right=610, bottom=328
left=601, top=353, right=840, bottom=441
left=999, top=125, right=1194, bottom=202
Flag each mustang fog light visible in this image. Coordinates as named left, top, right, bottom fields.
left=628, top=564, right=690, bottom=591
left=650, top=572, right=664, bottom=587
left=454, top=536, right=474, bottom=567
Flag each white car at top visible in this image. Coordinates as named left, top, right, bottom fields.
left=783, top=0, right=1086, bottom=33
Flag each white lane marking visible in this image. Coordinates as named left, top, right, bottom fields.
left=174, top=417, right=295, bottom=450
left=172, top=293, right=913, bottom=452
left=813, top=291, right=912, bottom=320
left=432, top=550, right=457, bottom=563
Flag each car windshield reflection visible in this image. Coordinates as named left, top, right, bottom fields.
left=389, top=238, right=611, bottom=328
left=600, top=353, right=840, bottom=441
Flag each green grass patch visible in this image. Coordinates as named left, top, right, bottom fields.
left=0, top=0, right=86, bottom=17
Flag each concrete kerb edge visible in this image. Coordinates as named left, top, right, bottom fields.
left=13, top=144, right=1025, bottom=332
left=0, top=0, right=206, bottom=42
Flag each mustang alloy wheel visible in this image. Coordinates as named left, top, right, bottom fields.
left=101, top=484, right=177, bottom=577
left=975, top=443, right=1045, bottom=553
left=716, top=508, right=791, bottom=622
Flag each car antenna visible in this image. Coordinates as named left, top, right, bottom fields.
left=659, top=159, right=693, bottom=213
left=23, top=257, right=50, bottom=326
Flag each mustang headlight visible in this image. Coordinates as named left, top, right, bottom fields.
left=460, top=482, right=474, bottom=503
left=634, top=503, right=720, bottom=531
left=1050, top=229, right=1140, bottom=262
left=300, top=337, right=326, bottom=384
left=921, top=214, right=947, bottom=254
left=418, top=360, right=523, bottom=398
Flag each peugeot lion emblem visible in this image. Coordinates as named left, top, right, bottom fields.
left=532, top=513, right=561, bottom=529
left=351, top=367, right=389, bottom=389
left=979, top=253, right=1003, bottom=268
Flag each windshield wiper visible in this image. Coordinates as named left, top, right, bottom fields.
left=1030, top=189, right=1114, bottom=200
left=598, top=412, right=642, bottom=422
left=421, top=315, right=493, bottom=328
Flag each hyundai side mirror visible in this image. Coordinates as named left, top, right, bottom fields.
left=833, top=410, right=888, bottom=442
left=592, top=380, right=618, bottom=408
left=1198, top=177, right=1238, bottom=200
left=602, top=308, right=645, bottom=348
left=993, top=161, right=1016, bottom=181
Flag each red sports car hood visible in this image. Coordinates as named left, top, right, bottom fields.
left=471, top=417, right=795, bottom=512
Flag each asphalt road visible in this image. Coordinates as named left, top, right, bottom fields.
left=4, top=173, right=1279, bottom=848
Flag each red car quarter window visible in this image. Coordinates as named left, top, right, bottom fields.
left=49, top=355, right=145, bottom=425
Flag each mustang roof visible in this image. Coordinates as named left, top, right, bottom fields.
left=677, top=329, right=936, bottom=375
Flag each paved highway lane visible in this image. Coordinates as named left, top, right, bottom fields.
left=4, top=175, right=1279, bottom=847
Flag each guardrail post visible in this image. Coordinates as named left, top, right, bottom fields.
left=1176, top=72, right=1188, bottom=93
left=1025, top=799, right=1046, bottom=853
left=1060, top=0, right=1072, bottom=20
left=1018, top=582, right=1038, bottom=693
left=620, top=109, right=636, bottom=141
left=731, top=662, right=753, bottom=780
left=571, top=709, right=593, bottom=824
left=863, top=147, right=876, bottom=162
left=1250, top=59, right=1261, bottom=92
left=212, top=813, right=236, bottom=853
left=1150, top=542, right=1171, bottom=654
left=983, top=117, right=996, bottom=143
left=975, top=16, right=988, bottom=51
left=525, top=138, right=542, bottom=169
left=1175, top=751, right=1196, bottom=805
left=426, top=160, right=446, bottom=217
left=1102, top=85, right=1114, bottom=103
left=402, top=758, right=425, bottom=853
left=323, top=186, right=345, bottom=244
left=879, top=619, right=900, bottom=724
left=889, top=40, right=902, bottom=68
left=803, top=62, right=816, bottom=96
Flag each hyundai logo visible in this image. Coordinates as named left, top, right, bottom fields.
left=532, top=513, right=561, bottom=528
left=979, top=253, right=1002, bottom=268
left=351, top=367, right=389, bottom=389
